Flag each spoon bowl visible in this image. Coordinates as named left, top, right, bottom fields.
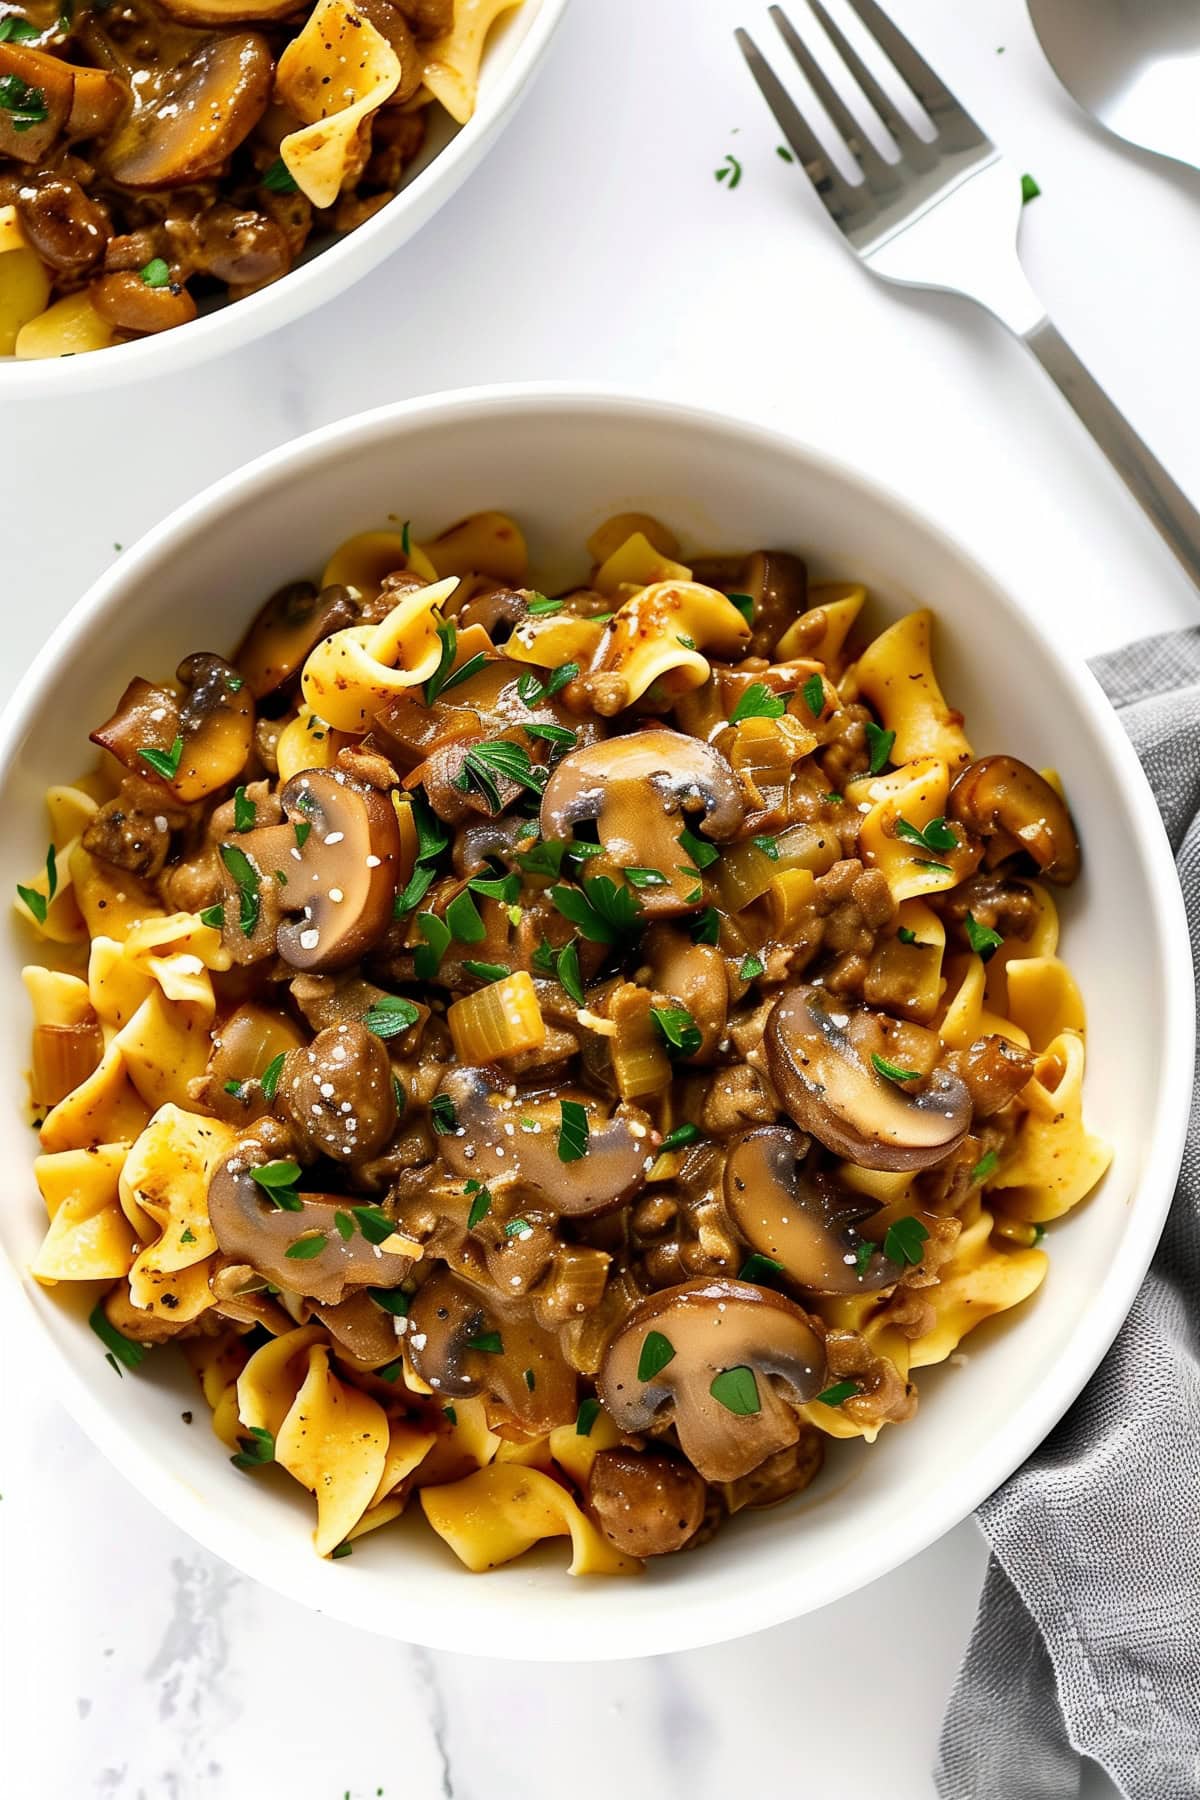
left=1029, top=0, right=1200, bottom=172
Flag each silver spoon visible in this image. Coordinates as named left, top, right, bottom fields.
left=1027, top=0, right=1200, bottom=172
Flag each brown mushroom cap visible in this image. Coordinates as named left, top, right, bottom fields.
left=228, top=769, right=402, bottom=972
left=99, top=33, right=272, bottom=190
left=597, top=1277, right=827, bottom=1483
left=234, top=582, right=361, bottom=700
left=311, top=1290, right=406, bottom=1369
left=275, top=1022, right=398, bottom=1163
left=199, top=1002, right=307, bottom=1125
left=406, top=1271, right=576, bottom=1434
left=433, top=1066, right=655, bottom=1218
left=948, top=755, right=1081, bottom=885
left=644, top=923, right=727, bottom=1062
left=539, top=728, right=744, bottom=917
left=766, top=985, right=972, bottom=1173
left=724, top=1125, right=902, bottom=1294
left=585, top=1446, right=707, bottom=1558
left=207, top=1129, right=413, bottom=1306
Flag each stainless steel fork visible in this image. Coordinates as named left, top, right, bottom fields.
left=738, top=1, right=1200, bottom=591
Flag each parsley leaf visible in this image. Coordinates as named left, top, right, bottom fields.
left=678, top=826, right=719, bottom=871
left=445, top=888, right=486, bottom=943
left=455, top=738, right=546, bottom=812
left=872, top=1052, right=920, bottom=1083
left=364, top=995, right=421, bottom=1039
left=558, top=1098, right=589, bottom=1163
left=965, top=911, right=1003, bottom=961
left=550, top=875, right=640, bottom=943
left=576, top=1397, right=601, bottom=1436
left=691, top=906, right=720, bottom=945
left=230, top=1425, right=275, bottom=1470
left=465, top=1182, right=492, bottom=1229
left=883, top=1216, right=929, bottom=1267
left=739, top=1251, right=785, bottom=1286
left=555, top=938, right=584, bottom=1005
left=864, top=721, right=895, bottom=776
left=815, top=1380, right=860, bottom=1407
left=462, top=960, right=510, bottom=983
left=88, top=1300, right=146, bottom=1374
left=739, top=951, right=765, bottom=981
left=429, top=1093, right=457, bottom=1134
left=219, top=842, right=260, bottom=937
left=727, top=592, right=754, bottom=623
left=970, top=1148, right=999, bottom=1185
left=802, top=672, right=825, bottom=717
left=709, top=1365, right=760, bottom=1415
left=637, top=1330, right=675, bottom=1382
left=285, top=1232, right=327, bottom=1260
left=250, top=1160, right=303, bottom=1209
left=651, top=1005, right=702, bottom=1056
left=660, top=1123, right=701, bottom=1153
left=138, top=734, right=183, bottom=782
left=262, top=156, right=298, bottom=193
left=140, top=257, right=170, bottom=289
left=731, top=681, right=786, bottom=724
left=414, top=911, right=452, bottom=979
left=0, top=70, right=48, bottom=130
left=895, top=815, right=958, bottom=854
left=233, top=785, right=256, bottom=832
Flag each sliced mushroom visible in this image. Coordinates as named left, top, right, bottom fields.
left=226, top=769, right=401, bottom=971
left=597, top=1278, right=827, bottom=1483
left=585, top=1446, right=707, bottom=1557
left=766, top=986, right=972, bottom=1172
left=946, top=1034, right=1036, bottom=1118
left=99, top=33, right=272, bottom=190
left=539, top=729, right=744, bottom=916
left=406, top=1271, right=576, bottom=1434
left=91, top=653, right=253, bottom=802
left=310, top=1290, right=407, bottom=1369
left=433, top=1066, right=655, bottom=1218
left=156, top=0, right=297, bottom=21
left=207, top=1126, right=413, bottom=1306
left=692, top=550, right=808, bottom=660
left=948, top=756, right=1081, bottom=885
left=274, top=1022, right=398, bottom=1163
left=724, top=1126, right=901, bottom=1294
left=193, top=1002, right=308, bottom=1125
left=234, top=582, right=361, bottom=699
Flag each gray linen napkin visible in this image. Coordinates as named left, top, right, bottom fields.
left=936, top=629, right=1200, bottom=1800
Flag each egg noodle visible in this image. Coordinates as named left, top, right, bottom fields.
left=16, top=510, right=1110, bottom=1573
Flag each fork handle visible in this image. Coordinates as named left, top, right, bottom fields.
left=1023, top=317, right=1200, bottom=592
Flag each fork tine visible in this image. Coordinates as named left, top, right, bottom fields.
left=735, top=26, right=871, bottom=219
left=769, top=4, right=899, bottom=193
left=841, top=0, right=984, bottom=141
left=792, top=0, right=936, bottom=162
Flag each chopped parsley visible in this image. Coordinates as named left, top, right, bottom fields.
left=524, top=722, right=577, bottom=753
left=525, top=594, right=564, bottom=617
left=739, top=951, right=765, bottom=981
left=465, top=1181, right=492, bottom=1230
left=727, top=592, right=754, bottom=623
left=219, top=842, right=260, bottom=937
left=970, top=1148, right=999, bottom=1185
left=883, top=1215, right=929, bottom=1266
left=864, top=721, right=895, bottom=776
left=731, top=680, right=786, bottom=724
left=88, top=1300, right=146, bottom=1374
left=233, top=785, right=256, bottom=832
left=0, top=18, right=40, bottom=41
left=636, top=1329, right=675, bottom=1382
left=445, top=887, right=486, bottom=943
left=260, top=1051, right=285, bottom=1101
left=352, top=1204, right=397, bottom=1246
left=739, top=1251, right=785, bottom=1286
left=138, top=734, right=183, bottom=783
left=660, top=1122, right=701, bottom=1153
left=262, top=156, right=298, bottom=193
left=462, top=960, right=510, bottom=983
left=871, top=1052, right=920, bottom=1083
left=557, top=1098, right=589, bottom=1163
left=0, top=71, right=48, bottom=131
left=623, top=866, right=668, bottom=889
left=753, top=834, right=780, bottom=860
left=715, top=152, right=743, bottom=188
left=965, top=911, right=1003, bottom=961
left=285, top=1232, right=327, bottom=1260
left=364, top=995, right=421, bottom=1039
left=691, top=906, right=720, bottom=945
left=895, top=815, right=958, bottom=854
left=249, top=1159, right=303, bottom=1210
left=199, top=902, right=224, bottom=929
left=576, top=1397, right=601, bottom=1436
left=1020, top=171, right=1041, bottom=204
left=230, top=1425, right=275, bottom=1471
left=678, top=826, right=719, bottom=871
left=897, top=926, right=917, bottom=945
left=429, top=1092, right=457, bottom=1134
left=801, top=672, right=825, bottom=717
left=16, top=844, right=56, bottom=925
left=454, top=738, right=546, bottom=812
left=550, top=874, right=640, bottom=943
left=466, top=1329, right=503, bottom=1354
left=414, top=911, right=452, bottom=979
left=368, top=1287, right=411, bottom=1316
left=710, top=1365, right=760, bottom=1415
left=554, top=937, right=584, bottom=1005
left=815, top=1380, right=860, bottom=1407
left=651, top=1005, right=702, bottom=1057
left=140, top=257, right=170, bottom=289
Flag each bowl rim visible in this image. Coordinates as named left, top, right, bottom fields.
left=0, top=383, right=1192, bottom=1658
left=0, top=0, right=571, bottom=397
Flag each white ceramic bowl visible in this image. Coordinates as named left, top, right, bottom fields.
left=0, top=387, right=1190, bottom=1658
left=0, top=1, right=568, bottom=395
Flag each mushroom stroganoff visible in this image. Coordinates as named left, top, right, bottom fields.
left=17, top=510, right=1112, bottom=1574
left=0, top=0, right=518, bottom=357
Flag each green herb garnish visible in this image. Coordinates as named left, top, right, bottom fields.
left=462, top=960, right=510, bottom=983
left=739, top=952, right=765, bottom=981
left=871, top=1052, right=920, bottom=1083
left=525, top=594, right=563, bottom=617
left=802, top=672, right=825, bottom=717
left=739, top=1251, right=785, bottom=1285
left=884, top=1216, right=929, bottom=1266
left=815, top=1380, right=860, bottom=1407
left=0, top=18, right=40, bottom=41
left=728, top=592, right=754, bottom=623
left=709, top=1365, right=760, bottom=1414
left=1020, top=171, right=1041, bottom=204
left=140, top=257, right=170, bottom=289
left=731, top=681, right=786, bottom=724
left=219, top=841, right=261, bottom=937
left=864, top=721, right=895, bottom=776
left=199, top=902, right=224, bottom=929
left=576, top=1397, right=601, bottom=1436
left=660, top=1123, right=700, bottom=1154
left=895, top=815, right=958, bottom=854
left=466, top=1330, right=503, bottom=1354
left=233, top=785, right=256, bottom=832
left=455, top=738, right=546, bottom=812
left=677, top=826, right=719, bottom=870
left=550, top=875, right=640, bottom=943
left=0, top=71, right=48, bottom=130
left=558, top=1098, right=589, bottom=1163
left=368, top=1288, right=411, bottom=1316
left=753, top=834, right=779, bottom=860
left=262, top=156, right=298, bottom=193
left=88, top=1300, right=146, bottom=1374
left=555, top=938, right=584, bottom=1005
left=285, top=1232, right=327, bottom=1260
left=230, top=1425, right=275, bottom=1471
left=364, top=995, right=421, bottom=1039
left=249, top=1159, right=303, bottom=1210
left=138, top=734, right=183, bottom=783
left=445, top=888, right=486, bottom=943
left=637, top=1330, right=675, bottom=1382
left=414, top=911, right=452, bottom=979
left=897, top=926, right=917, bottom=945
left=352, top=1204, right=397, bottom=1246
left=623, top=866, right=667, bottom=889
left=259, top=1051, right=285, bottom=1101
left=651, top=1005, right=702, bottom=1057
left=691, top=906, right=721, bottom=945
left=970, top=1148, right=999, bottom=1185
left=465, top=1181, right=492, bottom=1230
left=429, top=1093, right=457, bottom=1135
left=965, top=912, right=1003, bottom=961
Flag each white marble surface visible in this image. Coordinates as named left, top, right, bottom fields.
left=3, top=0, right=1198, bottom=1794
